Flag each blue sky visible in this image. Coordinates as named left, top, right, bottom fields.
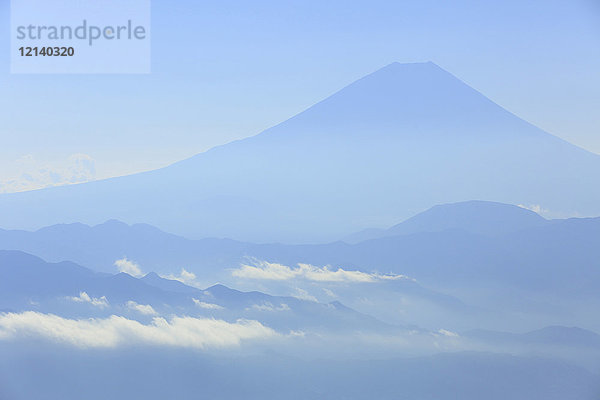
left=0, top=0, right=599, bottom=190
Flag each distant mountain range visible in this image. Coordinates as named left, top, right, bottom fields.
left=2, top=200, right=599, bottom=331
left=2, top=248, right=599, bottom=373
left=1, top=200, right=598, bottom=296
left=0, top=62, right=599, bottom=242
left=0, top=250, right=389, bottom=332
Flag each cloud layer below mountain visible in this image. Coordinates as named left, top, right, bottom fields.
left=0, top=312, right=277, bottom=349
left=232, top=260, right=411, bottom=283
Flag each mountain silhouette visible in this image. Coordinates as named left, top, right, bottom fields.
left=0, top=62, right=599, bottom=242
left=343, top=200, right=549, bottom=242
left=0, top=250, right=389, bottom=331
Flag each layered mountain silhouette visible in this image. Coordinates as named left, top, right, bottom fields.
left=2, top=200, right=600, bottom=331
left=0, top=218, right=471, bottom=330
left=1, top=200, right=598, bottom=297
left=0, top=250, right=388, bottom=331
left=2, top=253, right=598, bottom=399
left=0, top=62, right=599, bottom=242
left=343, top=200, right=549, bottom=242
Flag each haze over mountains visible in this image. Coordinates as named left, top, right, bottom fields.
left=2, top=62, right=600, bottom=399
left=1, top=244, right=599, bottom=400
left=2, top=200, right=598, bottom=291
left=1, top=62, right=599, bottom=242
left=2, top=345, right=597, bottom=400
left=0, top=250, right=388, bottom=333
left=1, top=199, right=599, bottom=398
left=2, top=200, right=599, bottom=332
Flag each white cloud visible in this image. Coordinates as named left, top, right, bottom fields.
left=292, top=288, right=317, bottom=302
left=323, top=288, right=336, bottom=298
left=161, top=268, right=201, bottom=288
left=114, top=258, right=143, bottom=278
left=192, top=299, right=224, bottom=310
left=67, top=153, right=96, bottom=183
left=233, top=261, right=298, bottom=281
left=246, top=302, right=290, bottom=312
left=0, top=312, right=277, bottom=349
left=232, top=260, right=412, bottom=283
left=0, top=153, right=96, bottom=194
left=67, top=292, right=109, bottom=309
left=126, top=301, right=158, bottom=316
left=437, top=329, right=459, bottom=338
left=517, top=203, right=549, bottom=216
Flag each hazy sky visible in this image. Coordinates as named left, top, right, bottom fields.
left=0, top=0, right=599, bottom=190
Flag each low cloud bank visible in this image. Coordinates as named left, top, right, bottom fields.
left=0, top=312, right=277, bottom=349
left=232, top=260, right=412, bottom=283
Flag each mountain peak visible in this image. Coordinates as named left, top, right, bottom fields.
left=260, top=59, right=527, bottom=146
left=388, top=200, right=549, bottom=236
left=98, top=219, right=129, bottom=228
left=380, top=61, right=437, bottom=69
left=344, top=201, right=549, bottom=243
left=358, top=60, right=456, bottom=86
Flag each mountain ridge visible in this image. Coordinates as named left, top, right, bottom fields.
left=0, top=250, right=389, bottom=332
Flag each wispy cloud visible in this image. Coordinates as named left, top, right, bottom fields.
left=0, top=312, right=277, bottom=349
left=517, top=203, right=549, bottom=216
left=246, top=302, right=290, bottom=312
left=67, top=292, right=109, bottom=309
left=437, top=329, right=459, bottom=338
left=114, top=258, right=143, bottom=278
left=161, top=268, right=201, bottom=288
left=192, top=299, right=224, bottom=310
left=292, top=288, right=317, bottom=302
left=0, top=153, right=96, bottom=194
left=232, top=260, right=411, bottom=283
left=126, top=301, right=158, bottom=316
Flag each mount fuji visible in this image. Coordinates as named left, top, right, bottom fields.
left=1, top=62, right=599, bottom=242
